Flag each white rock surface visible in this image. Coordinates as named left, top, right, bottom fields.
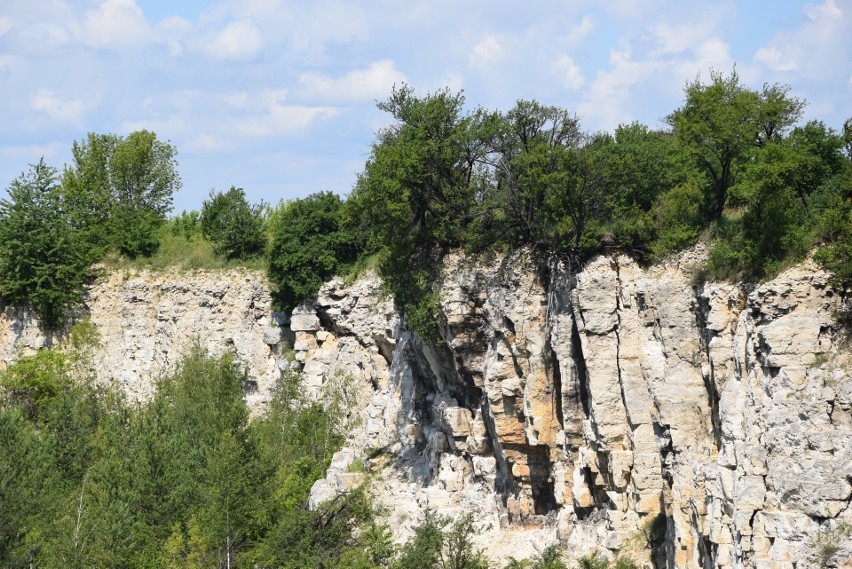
left=305, top=251, right=852, bottom=569
left=0, top=268, right=287, bottom=407
left=1, top=251, right=849, bottom=568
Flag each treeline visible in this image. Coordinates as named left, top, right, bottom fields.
left=335, top=69, right=852, bottom=337
left=0, top=330, right=626, bottom=569
left=2, top=69, right=850, bottom=334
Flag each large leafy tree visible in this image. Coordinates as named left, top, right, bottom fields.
left=63, top=130, right=181, bottom=258
left=348, top=86, right=498, bottom=338
left=667, top=69, right=804, bottom=218
left=0, top=160, right=97, bottom=327
left=491, top=100, right=581, bottom=247
left=353, top=85, right=496, bottom=251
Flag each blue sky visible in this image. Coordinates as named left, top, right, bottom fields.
left=1, top=0, right=851, bottom=212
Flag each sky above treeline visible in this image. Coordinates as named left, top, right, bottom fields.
left=2, top=0, right=851, bottom=212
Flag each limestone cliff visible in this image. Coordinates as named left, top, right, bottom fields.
left=0, top=253, right=849, bottom=568
left=0, top=268, right=288, bottom=407
left=303, top=248, right=852, bottom=569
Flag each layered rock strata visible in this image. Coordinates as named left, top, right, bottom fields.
left=305, top=250, right=852, bottom=568
left=0, top=268, right=287, bottom=406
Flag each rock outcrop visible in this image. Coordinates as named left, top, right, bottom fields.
left=304, top=249, right=852, bottom=568
left=0, top=252, right=848, bottom=568
left=0, top=268, right=288, bottom=407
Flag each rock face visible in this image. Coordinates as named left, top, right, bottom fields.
left=0, top=268, right=288, bottom=407
left=304, top=249, right=852, bottom=568
left=0, top=253, right=848, bottom=568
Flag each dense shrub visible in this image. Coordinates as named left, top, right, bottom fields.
left=200, top=187, right=266, bottom=260
left=267, top=192, right=359, bottom=311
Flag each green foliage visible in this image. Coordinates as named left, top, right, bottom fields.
left=503, top=545, right=567, bottom=569
left=0, top=350, right=70, bottom=423
left=707, top=119, right=851, bottom=281
left=170, top=209, right=201, bottom=241
left=62, top=130, right=181, bottom=258
left=667, top=69, right=804, bottom=219
left=813, top=522, right=852, bottom=568
left=612, top=557, right=640, bottom=569
left=0, top=160, right=98, bottom=328
left=267, top=192, right=359, bottom=311
left=576, top=552, right=610, bottom=569
left=393, top=510, right=490, bottom=569
left=0, top=343, right=380, bottom=568
left=200, top=187, right=267, bottom=260
left=347, top=85, right=498, bottom=338
left=103, top=221, right=266, bottom=273
left=813, top=162, right=852, bottom=290
left=651, top=181, right=706, bottom=258
left=489, top=100, right=582, bottom=248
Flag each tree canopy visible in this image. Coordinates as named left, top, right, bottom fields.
left=200, top=187, right=266, bottom=260
left=62, top=130, right=181, bottom=258
left=0, top=160, right=97, bottom=327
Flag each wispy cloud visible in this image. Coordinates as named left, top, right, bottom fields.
left=298, top=60, right=407, bottom=102
left=30, top=89, right=86, bottom=125
left=73, top=0, right=150, bottom=49
left=200, top=18, right=263, bottom=61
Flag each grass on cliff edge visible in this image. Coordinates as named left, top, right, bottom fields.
left=100, top=225, right=266, bottom=273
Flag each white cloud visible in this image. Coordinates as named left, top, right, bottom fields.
left=156, top=16, right=193, bottom=56
left=566, top=15, right=594, bottom=44
left=752, top=0, right=850, bottom=78
left=185, top=133, right=224, bottom=152
left=75, top=0, right=150, bottom=49
left=30, top=89, right=85, bottom=125
left=437, top=71, right=464, bottom=93
left=232, top=105, right=337, bottom=137
left=553, top=56, right=585, bottom=90
left=298, top=60, right=407, bottom=102
left=753, top=46, right=796, bottom=72
left=0, top=17, right=13, bottom=37
left=470, top=34, right=507, bottom=69
left=227, top=90, right=337, bottom=137
left=225, top=92, right=249, bottom=108
left=202, top=18, right=263, bottom=61
left=8, top=21, right=73, bottom=55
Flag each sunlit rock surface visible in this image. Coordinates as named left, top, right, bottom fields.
left=0, top=251, right=848, bottom=568
left=304, top=249, right=851, bottom=568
